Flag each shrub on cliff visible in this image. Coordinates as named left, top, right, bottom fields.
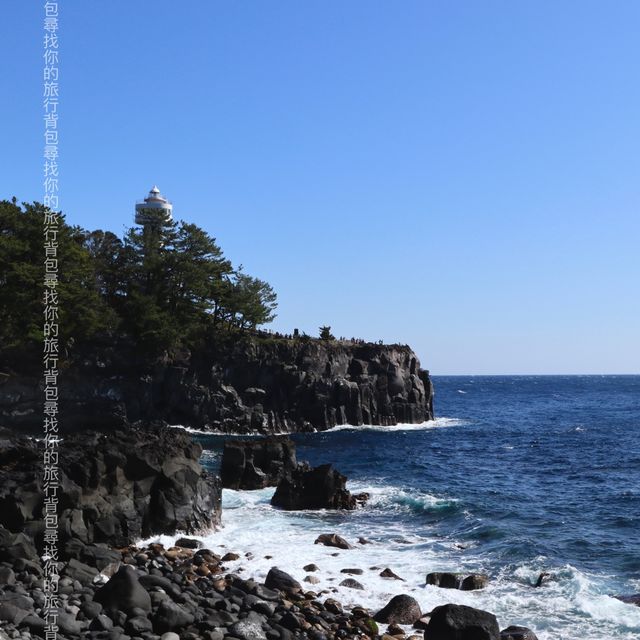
left=319, top=325, right=335, bottom=341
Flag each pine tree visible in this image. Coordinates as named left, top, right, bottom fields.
left=319, top=326, right=334, bottom=341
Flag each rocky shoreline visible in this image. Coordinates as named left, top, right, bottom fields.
left=0, top=424, right=554, bottom=639
left=0, top=533, right=541, bottom=640
left=6, top=425, right=639, bottom=639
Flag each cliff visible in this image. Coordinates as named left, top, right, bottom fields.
left=0, top=425, right=221, bottom=554
left=0, top=336, right=434, bottom=434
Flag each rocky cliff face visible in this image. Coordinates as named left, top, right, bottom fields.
left=0, top=425, right=221, bottom=554
left=0, top=337, right=434, bottom=434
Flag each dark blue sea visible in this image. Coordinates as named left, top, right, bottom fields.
left=164, top=376, right=640, bottom=639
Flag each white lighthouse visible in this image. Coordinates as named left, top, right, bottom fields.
left=135, top=185, right=173, bottom=227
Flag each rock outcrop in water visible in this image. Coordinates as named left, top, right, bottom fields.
left=271, top=462, right=368, bottom=511
left=0, top=336, right=434, bottom=434
left=220, top=437, right=297, bottom=489
left=221, top=437, right=366, bottom=510
left=0, top=425, right=221, bottom=554
left=426, top=571, right=489, bottom=590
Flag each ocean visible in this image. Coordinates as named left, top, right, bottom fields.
left=158, top=375, right=640, bottom=639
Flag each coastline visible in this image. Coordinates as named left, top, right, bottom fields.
left=2, top=377, right=640, bottom=639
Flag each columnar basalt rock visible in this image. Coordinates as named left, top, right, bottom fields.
left=0, top=425, right=221, bottom=554
left=271, top=462, right=368, bottom=511
left=0, top=338, right=434, bottom=434
left=220, top=437, right=297, bottom=490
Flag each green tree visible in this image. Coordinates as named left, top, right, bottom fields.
left=227, top=271, right=277, bottom=330
left=0, top=200, right=116, bottom=355
left=319, top=326, right=334, bottom=341
left=169, top=222, right=233, bottom=336
left=120, top=214, right=179, bottom=350
left=83, top=229, right=126, bottom=311
left=1, top=197, right=279, bottom=362
left=0, top=199, right=44, bottom=349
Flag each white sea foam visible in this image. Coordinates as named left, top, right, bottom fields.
left=325, top=416, right=465, bottom=433
left=168, top=416, right=465, bottom=437
left=138, top=484, right=640, bottom=640
left=167, top=424, right=291, bottom=437
left=167, top=424, right=211, bottom=435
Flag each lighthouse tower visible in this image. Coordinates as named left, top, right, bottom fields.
left=135, top=186, right=173, bottom=228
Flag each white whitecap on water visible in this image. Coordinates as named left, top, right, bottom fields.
left=167, top=424, right=211, bottom=435
left=167, top=424, right=291, bottom=437
left=325, top=416, right=466, bottom=433
left=359, top=484, right=460, bottom=516
left=138, top=483, right=640, bottom=640
left=139, top=485, right=470, bottom=615
left=168, top=416, right=465, bottom=437
left=200, top=449, right=220, bottom=465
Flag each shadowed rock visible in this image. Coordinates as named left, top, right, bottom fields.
left=427, top=571, right=489, bottom=590
left=265, top=567, right=301, bottom=594
left=314, top=533, right=353, bottom=549
left=374, top=594, right=422, bottom=624
left=94, top=566, right=152, bottom=617
left=221, top=437, right=297, bottom=489
left=500, top=625, right=540, bottom=640
left=380, top=567, right=404, bottom=580
left=272, top=462, right=367, bottom=510
left=427, top=604, right=500, bottom=640
left=339, top=578, right=364, bottom=590
left=0, top=425, right=221, bottom=556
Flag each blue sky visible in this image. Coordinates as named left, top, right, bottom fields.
left=1, top=1, right=639, bottom=374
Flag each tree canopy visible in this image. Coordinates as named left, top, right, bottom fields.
left=0, top=199, right=278, bottom=359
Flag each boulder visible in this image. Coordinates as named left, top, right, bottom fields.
left=427, top=604, right=500, bottom=640
left=62, top=557, right=99, bottom=585
left=0, top=526, right=38, bottom=563
left=229, top=618, right=268, bottom=640
left=314, top=533, right=352, bottom=549
left=272, top=463, right=364, bottom=510
left=614, top=593, right=640, bottom=606
left=175, top=537, right=201, bottom=549
left=426, top=571, right=489, bottom=590
left=0, top=567, right=15, bottom=585
left=380, top=568, right=404, bottom=580
left=0, top=602, right=30, bottom=625
left=265, top=567, right=302, bottom=594
left=339, top=578, right=364, bottom=590
left=500, top=626, right=539, bottom=640
left=534, top=571, right=551, bottom=587
left=57, top=610, right=84, bottom=635
left=126, top=615, right=154, bottom=634
left=221, top=437, right=297, bottom=489
left=65, top=541, right=122, bottom=570
left=94, top=566, right=152, bottom=617
left=152, top=599, right=195, bottom=632
left=374, top=595, right=422, bottom=624
left=325, top=598, right=343, bottom=614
